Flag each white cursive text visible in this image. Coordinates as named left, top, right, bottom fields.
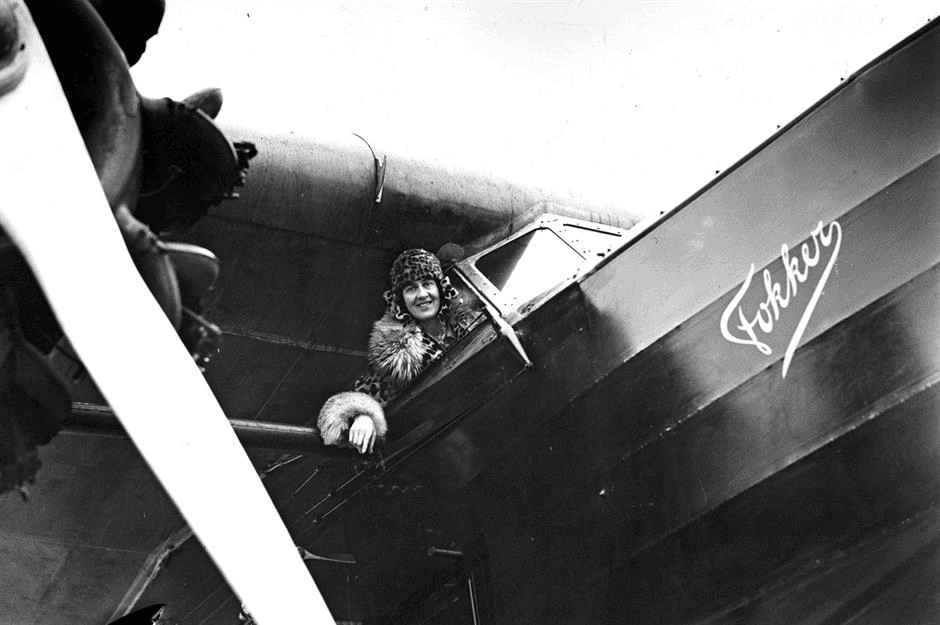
left=720, top=220, right=842, bottom=378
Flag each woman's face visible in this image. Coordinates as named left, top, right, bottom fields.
left=402, top=278, right=441, bottom=321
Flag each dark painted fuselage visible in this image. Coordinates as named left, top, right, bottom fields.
left=140, top=20, right=939, bottom=625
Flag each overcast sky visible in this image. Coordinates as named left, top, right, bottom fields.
left=132, top=1, right=937, bottom=218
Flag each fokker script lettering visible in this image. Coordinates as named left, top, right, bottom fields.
left=720, top=220, right=842, bottom=378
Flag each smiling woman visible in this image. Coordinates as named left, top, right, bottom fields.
left=403, top=278, right=442, bottom=325
left=317, top=248, right=482, bottom=454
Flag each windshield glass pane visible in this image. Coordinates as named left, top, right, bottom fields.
left=474, top=227, right=582, bottom=306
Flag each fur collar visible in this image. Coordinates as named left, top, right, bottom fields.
left=368, top=314, right=431, bottom=388
left=367, top=301, right=479, bottom=389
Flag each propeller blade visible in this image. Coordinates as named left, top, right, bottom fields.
left=0, top=6, right=333, bottom=624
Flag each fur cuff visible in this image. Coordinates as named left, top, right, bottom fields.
left=317, top=391, right=387, bottom=447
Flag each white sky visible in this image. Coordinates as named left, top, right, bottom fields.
left=132, top=1, right=938, bottom=218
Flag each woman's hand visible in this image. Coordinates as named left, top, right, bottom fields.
left=348, top=414, right=377, bottom=454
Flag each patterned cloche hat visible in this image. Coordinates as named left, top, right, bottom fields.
left=388, top=248, right=443, bottom=293
left=383, top=248, right=461, bottom=321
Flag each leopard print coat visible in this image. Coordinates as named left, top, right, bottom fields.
left=353, top=301, right=481, bottom=406
left=317, top=266, right=481, bottom=448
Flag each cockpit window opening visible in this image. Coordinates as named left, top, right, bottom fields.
left=457, top=213, right=630, bottom=320
left=475, top=227, right=583, bottom=309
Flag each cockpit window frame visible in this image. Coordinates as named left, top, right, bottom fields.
left=455, top=213, right=631, bottom=323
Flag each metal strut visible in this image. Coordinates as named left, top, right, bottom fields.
left=352, top=132, right=387, bottom=204
left=453, top=266, right=533, bottom=368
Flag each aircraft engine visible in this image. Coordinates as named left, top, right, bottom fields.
left=0, top=0, right=256, bottom=495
